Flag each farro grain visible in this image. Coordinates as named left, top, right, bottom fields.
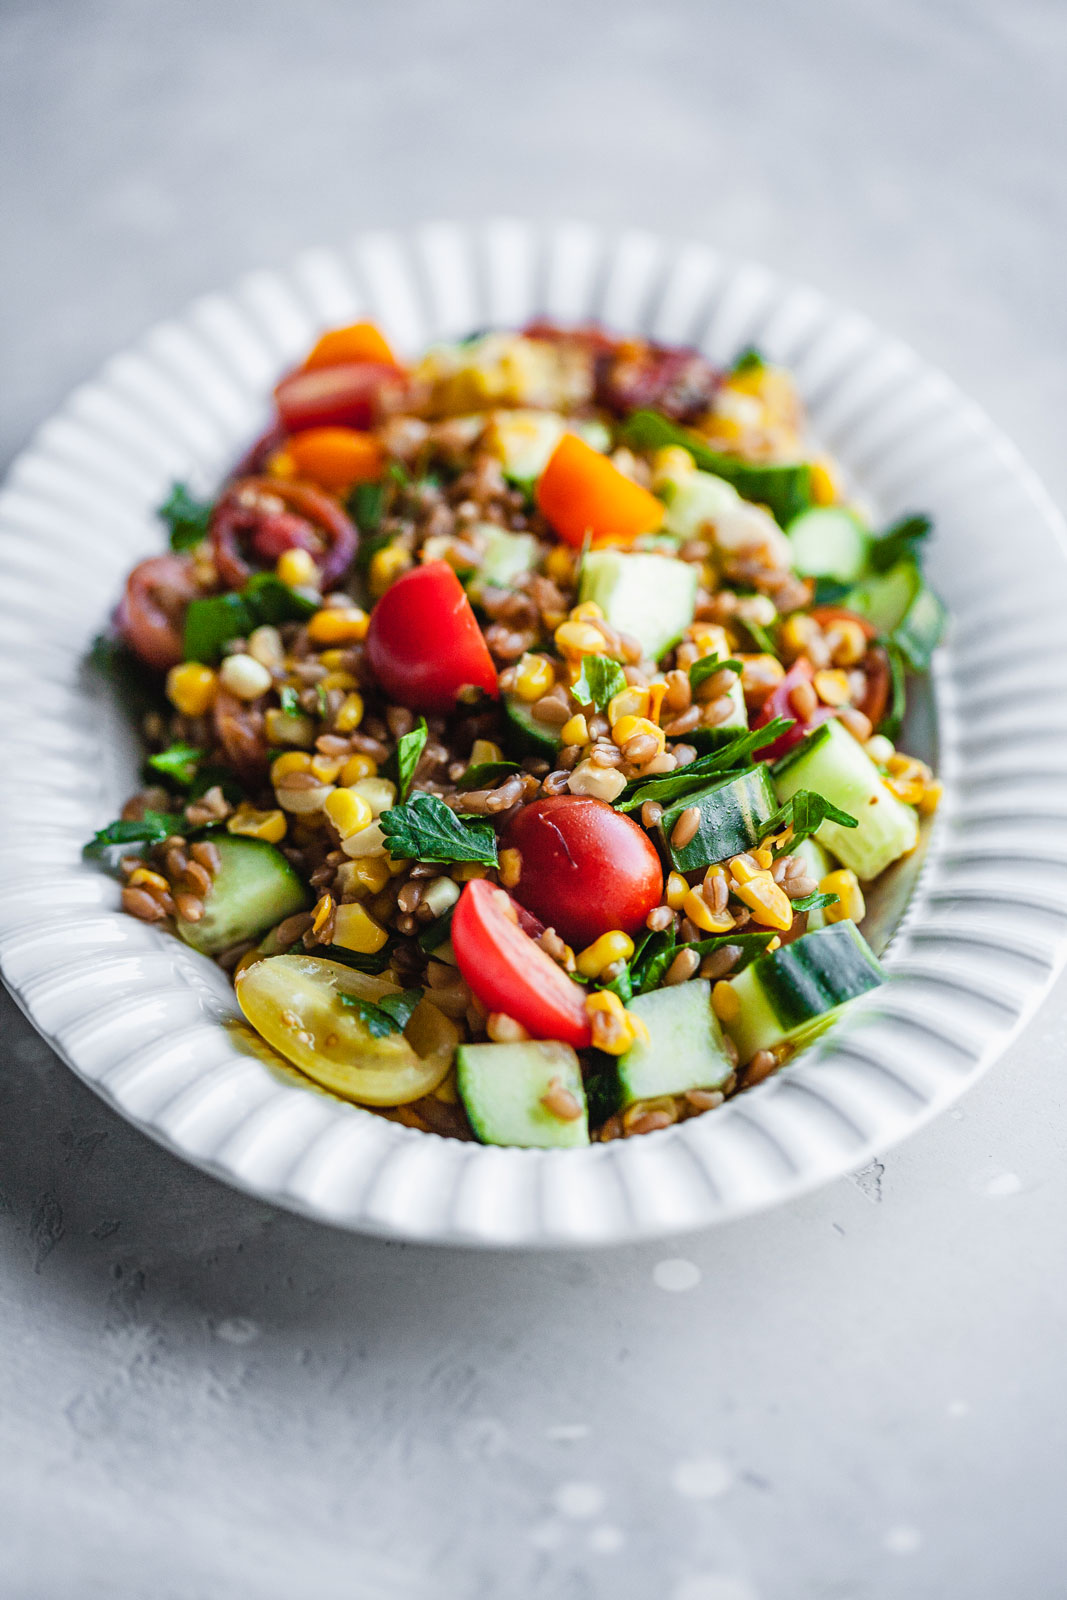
left=685, top=1088, right=724, bottom=1111
left=641, top=801, right=663, bottom=829
left=664, top=949, right=700, bottom=985
left=122, top=886, right=166, bottom=921
left=174, top=892, right=204, bottom=923
left=646, top=905, right=674, bottom=933
left=671, top=806, right=701, bottom=849
left=699, top=944, right=742, bottom=979
left=540, top=1077, right=583, bottom=1121
left=745, top=1049, right=779, bottom=1086
left=190, top=840, right=221, bottom=875
left=662, top=706, right=701, bottom=737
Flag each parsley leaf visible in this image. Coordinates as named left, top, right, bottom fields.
left=417, top=903, right=456, bottom=952
left=183, top=576, right=316, bottom=664
left=878, top=644, right=907, bottom=741
left=758, top=788, right=858, bottom=853
left=572, top=654, right=627, bottom=712
left=619, top=410, right=813, bottom=527
left=617, top=717, right=794, bottom=811
left=279, top=685, right=302, bottom=716
left=146, top=742, right=203, bottom=788
left=789, top=890, right=839, bottom=914
left=325, top=944, right=394, bottom=975
left=868, top=513, right=931, bottom=574
left=84, top=810, right=183, bottom=858
left=348, top=480, right=384, bottom=532
left=456, top=760, right=520, bottom=792
left=159, top=482, right=212, bottom=552
left=734, top=615, right=778, bottom=655
left=395, top=718, right=428, bottom=802
left=315, top=682, right=330, bottom=718
left=379, top=792, right=499, bottom=867
left=689, top=653, right=742, bottom=691
left=730, top=345, right=765, bottom=377
left=339, top=987, right=424, bottom=1039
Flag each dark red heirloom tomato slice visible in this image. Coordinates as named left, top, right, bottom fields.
left=451, top=879, right=592, bottom=1048
left=753, top=657, right=835, bottom=762
left=210, top=478, right=358, bottom=591
left=365, top=562, right=498, bottom=712
left=119, top=554, right=199, bottom=671
left=504, top=796, right=663, bottom=948
left=274, top=362, right=403, bottom=435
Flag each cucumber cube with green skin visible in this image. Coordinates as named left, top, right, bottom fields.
left=503, top=693, right=562, bottom=758
left=456, top=1041, right=590, bottom=1148
left=657, top=766, right=778, bottom=872
left=488, top=411, right=612, bottom=485
left=472, top=524, right=540, bottom=590
left=661, top=470, right=742, bottom=540
left=615, top=980, right=734, bottom=1105
left=579, top=550, right=698, bottom=663
left=726, top=921, right=885, bottom=1064
left=786, top=507, right=869, bottom=583
left=792, top=837, right=834, bottom=930
left=846, top=559, right=946, bottom=672
left=773, top=719, right=918, bottom=881
left=176, top=835, right=309, bottom=957
left=688, top=677, right=748, bottom=751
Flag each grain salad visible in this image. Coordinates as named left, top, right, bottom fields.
left=87, top=318, right=945, bottom=1149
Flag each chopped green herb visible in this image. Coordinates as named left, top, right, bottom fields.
left=879, top=643, right=907, bottom=741
left=183, top=576, right=317, bottom=664
left=325, top=944, right=394, bottom=975
left=339, top=987, right=424, bottom=1038
left=456, top=760, right=520, bottom=792
left=159, top=482, right=212, bottom=552
left=734, top=615, right=778, bottom=655
left=789, top=890, right=840, bottom=914
left=348, top=480, right=384, bottom=531
left=242, top=572, right=318, bottom=625
left=315, top=682, right=330, bottom=719
left=146, top=742, right=203, bottom=789
left=811, top=577, right=854, bottom=607
left=279, top=685, right=302, bottom=716
left=379, top=792, right=498, bottom=867
left=730, top=345, right=765, bottom=377
left=617, top=717, right=795, bottom=812
left=868, top=513, right=931, bottom=574
left=620, top=410, right=813, bottom=527
left=689, top=653, right=742, bottom=691
left=84, top=810, right=183, bottom=858
left=758, top=788, right=858, bottom=853
left=572, top=654, right=627, bottom=712
left=417, top=904, right=456, bottom=952
left=396, top=718, right=428, bottom=802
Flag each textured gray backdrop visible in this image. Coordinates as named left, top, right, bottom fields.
left=2, top=3, right=1066, bottom=1597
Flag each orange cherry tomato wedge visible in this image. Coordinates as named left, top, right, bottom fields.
left=285, top=428, right=383, bottom=492
left=303, top=321, right=399, bottom=371
left=536, top=432, right=665, bottom=548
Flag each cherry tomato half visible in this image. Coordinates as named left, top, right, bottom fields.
left=118, top=554, right=199, bottom=671
left=274, top=361, right=404, bottom=435
left=365, top=562, right=499, bottom=712
left=451, top=879, right=591, bottom=1048
left=505, top=796, right=663, bottom=948
left=753, top=657, right=834, bottom=762
left=210, top=478, right=358, bottom=591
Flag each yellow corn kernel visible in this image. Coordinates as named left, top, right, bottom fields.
left=127, top=867, right=169, bottom=893
left=470, top=739, right=503, bottom=766
left=570, top=600, right=604, bottom=623
left=665, top=872, right=689, bottom=910
left=368, top=544, right=413, bottom=597
left=826, top=619, right=868, bottom=667
left=885, top=775, right=925, bottom=806
left=276, top=547, right=318, bottom=587
left=766, top=936, right=782, bottom=952
left=607, top=687, right=651, bottom=726
left=332, top=692, right=365, bottom=733
left=650, top=444, right=696, bottom=489
left=498, top=847, right=522, bottom=889
left=682, top=888, right=735, bottom=935
left=813, top=668, right=851, bottom=707
left=335, top=856, right=391, bottom=899
left=324, top=787, right=374, bottom=840
left=264, top=707, right=316, bottom=748
left=753, top=847, right=774, bottom=870
left=821, top=868, right=866, bottom=925
left=734, top=871, right=793, bottom=931
left=311, top=893, right=335, bottom=938
left=340, top=752, right=378, bottom=786
left=349, top=777, right=396, bottom=817
left=544, top=545, right=575, bottom=584
left=320, top=670, right=359, bottom=694
left=271, top=750, right=312, bottom=781
left=780, top=614, right=818, bottom=660
left=514, top=653, right=555, bottom=702
left=266, top=448, right=296, bottom=481
left=612, top=715, right=666, bottom=754
left=555, top=620, right=606, bottom=657
left=647, top=680, right=668, bottom=725
left=331, top=902, right=389, bottom=956
left=307, top=606, right=370, bottom=646
left=316, top=649, right=350, bottom=672
left=452, top=861, right=490, bottom=882
left=918, top=779, right=943, bottom=816
left=585, top=989, right=626, bottom=1019
left=560, top=713, right=590, bottom=747
left=809, top=456, right=840, bottom=506
left=690, top=623, right=732, bottom=658
left=576, top=930, right=635, bottom=981
left=887, top=752, right=929, bottom=780
left=628, top=1014, right=651, bottom=1045
left=728, top=852, right=761, bottom=885
left=165, top=662, right=217, bottom=718
left=227, top=804, right=287, bottom=844
left=309, top=753, right=345, bottom=783
left=712, top=980, right=740, bottom=1024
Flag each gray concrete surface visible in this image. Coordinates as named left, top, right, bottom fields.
left=2, top=2, right=1066, bottom=1596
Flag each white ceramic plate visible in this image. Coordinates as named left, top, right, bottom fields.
left=3, top=220, right=1067, bottom=1247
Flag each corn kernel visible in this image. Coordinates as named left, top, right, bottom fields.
left=334, top=692, right=365, bottom=732
left=311, top=893, right=334, bottom=938
left=560, top=713, right=590, bottom=746
left=555, top=619, right=606, bottom=657
left=650, top=444, right=696, bottom=489
left=334, top=856, right=391, bottom=899
left=386, top=855, right=409, bottom=876
left=340, top=752, right=378, bottom=785
left=271, top=750, right=312, bottom=781
left=368, top=544, right=413, bottom=597
left=826, top=619, right=868, bottom=667
left=733, top=871, right=793, bottom=931
left=309, top=753, right=346, bottom=783
left=350, top=777, right=397, bottom=817
left=612, top=715, right=666, bottom=754
left=585, top=989, right=626, bottom=1019
left=247, top=625, right=284, bottom=670
left=468, top=740, right=500, bottom=767
left=712, top=980, right=740, bottom=1024
left=821, top=869, right=865, bottom=925
left=813, top=668, right=851, bottom=707
left=570, top=601, right=604, bottom=623
left=276, top=547, right=318, bottom=587
left=885, top=775, right=925, bottom=806
left=665, top=872, right=689, bottom=910
left=754, top=847, right=774, bottom=870
left=266, top=448, right=296, bottom=481
left=331, top=902, right=389, bottom=955
left=780, top=614, right=819, bottom=660
left=607, top=687, right=651, bottom=726
left=809, top=456, right=840, bottom=506
left=307, top=606, right=370, bottom=645
left=320, top=670, right=359, bottom=693
left=918, top=780, right=943, bottom=816
left=647, top=680, right=668, bottom=724
left=165, top=662, right=217, bottom=718
left=227, top=804, right=287, bottom=844
left=324, top=787, right=374, bottom=839
left=682, top=888, right=735, bottom=934
left=452, top=861, right=489, bottom=882
left=498, top=847, right=523, bottom=889
left=265, top=707, right=315, bottom=748
left=340, top=820, right=386, bottom=859
left=127, top=867, right=169, bottom=893
left=514, top=654, right=555, bottom=702
left=576, top=930, right=635, bottom=981
left=544, top=546, right=574, bottom=584
left=728, top=852, right=761, bottom=885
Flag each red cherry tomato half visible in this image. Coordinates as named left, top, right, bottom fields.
left=119, top=554, right=199, bottom=671
left=754, top=657, right=834, bottom=762
left=505, top=796, right=664, bottom=948
left=365, top=562, right=499, bottom=712
left=451, top=879, right=591, bottom=1048
left=274, top=361, right=404, bottom=435
left=210, top=477, right=358, bottom=591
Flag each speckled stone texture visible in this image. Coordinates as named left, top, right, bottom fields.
left=2, top=2, right=1066, bottom=1596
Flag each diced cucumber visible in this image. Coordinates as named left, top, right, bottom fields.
left=787, top=507, right=869, bottom=583
left=472, top=523, right=539, bottom=590
left=661, top=469, right=742, bottom=540
left=503, top=693, right=561, bottom=757
left=486, top=411, right=611, bottom=485
left=456, top=1041, right=590, bottom=1149
left=773, top=719, right=919, bottom=881
left=793, top=837, right=834, bottom=930
left=726, top=921, right=885, bottom=1063
left=689, top=674, right=748, bottom=752
left=847, top=559, right=946, bottom=671
left=620, top=412, right=813, bottom=526
left=579, top=549, right=697, bottom=663
left=177, top=835, right=309, bottom=957
left=615, top=980, right=734, bottom=1105
left=657, top=765, right=777, bottom=872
